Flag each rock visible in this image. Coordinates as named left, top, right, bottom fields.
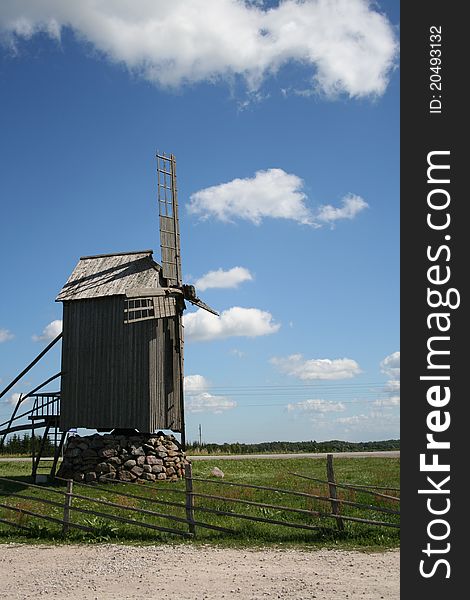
left=56, top=466, right=73, bottom=479
left=96, top=462, right=112, bottom=474
left=131, top=446, right=146, bottom=457
left=118, top=470, right=134, bottom=482
left=66, top=448, right=81, bottom=458
left=61, top=432, right=186, bottom=484
left=98, top=447, right=117, bottom=459
left=89, top=436, right=105, bottom=449
left=211, top=467, right=225, bottom=478
left=131, top=466, right=144, bottom=477
left=82, top=448, right=98, bottom=458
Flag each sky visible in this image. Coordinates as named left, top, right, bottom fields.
left=0, top=0, right=400, bottom=444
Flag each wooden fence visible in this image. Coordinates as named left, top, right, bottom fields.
left=0, top=454, right=399, bottom=538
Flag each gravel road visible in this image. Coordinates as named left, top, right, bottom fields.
left=0, top=543, right=399, bottom=599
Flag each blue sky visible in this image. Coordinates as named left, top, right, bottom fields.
left=0, top=0, right=400, bottom=444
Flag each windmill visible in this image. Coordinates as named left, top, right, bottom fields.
left=0, top=151, right=216, bottom=471
left=148, top=151, right=219, bottom=443
left=150, top=151, right=219, bottom=444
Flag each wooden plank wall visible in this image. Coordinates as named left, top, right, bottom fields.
left=60, top=297, right=182, bottom=433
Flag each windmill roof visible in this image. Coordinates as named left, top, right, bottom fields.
left=56, top=250, right=162, bottom=302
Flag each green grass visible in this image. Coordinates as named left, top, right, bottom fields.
left=0, top=456, right=400, bottom=549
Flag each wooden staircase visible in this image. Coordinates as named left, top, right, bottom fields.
left=0, top=390, right=65, bottom=481
left=28, top=393, right=65, bottom=479
left=0, top=335, right=65, bottom=481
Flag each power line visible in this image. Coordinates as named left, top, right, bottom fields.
left=198, top=381, right=391, bottom=391
left=226, top=398, right=399, bottom=408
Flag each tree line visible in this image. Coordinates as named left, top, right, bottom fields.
left=0, top=434, right=400, bottom=456
left=186, top=439, right=400, bottom=455
left=0, top=433, right=56, bottom=455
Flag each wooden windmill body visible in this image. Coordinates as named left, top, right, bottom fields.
left=55, top=153, right=216, bottom=446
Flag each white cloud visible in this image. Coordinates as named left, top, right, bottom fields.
left=189, top=169, right=367, bottom=227
left=195, top=266, right=253, bottom=291
left=335, top=411, right=399, bottom=435
left=380, top=351, right=400, bottom=380
left=271, top=354, right=361, bottom=380
left=316, top=194, right=368, bottom=225
left=184, top=374, right=211, bottom=393
left=5, top=392, right=23, bottom=406
left=189, top=169, right=312, bottom=225
left=0, top=329, right=14, bottom=343
left=384, top=379, right=400, bottom=393
left=0, top=0, right=398, bottom=99
left=287, top=398, right=345, bottom=413
left=374, top=395, right=400, bottom=407
left=32, top=319, right=62, bottom=342
left=184, top=306, right=280, bottom=342
left=184, top=374, right=236, bottom=414
left=185, top=392, right=237, bottom=414
left=336, top=414, right=368, bottom=425
left=376, top=351, right=400, bottom=406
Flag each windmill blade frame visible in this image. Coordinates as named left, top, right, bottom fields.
left=186, top=297, right=219, bottom=316
left=157, top=152, right=182, bottom=287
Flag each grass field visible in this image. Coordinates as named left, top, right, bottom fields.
left=0, top=456, right=400, bottom=548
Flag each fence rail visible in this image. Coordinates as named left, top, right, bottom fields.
left=0, top=475, right=192, bottom=538
left=289, top=472, right=401, bottom=502
left=0, top=454, right=400, bottom=539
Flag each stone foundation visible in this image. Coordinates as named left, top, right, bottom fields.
left=57, top=432, right=189, bottom=483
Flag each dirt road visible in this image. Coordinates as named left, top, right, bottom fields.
left=0, top=543, right=399, bottom=599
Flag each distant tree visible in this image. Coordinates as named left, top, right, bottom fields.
left=185, top=439, right=400, bottom=455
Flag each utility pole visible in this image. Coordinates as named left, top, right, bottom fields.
left=198, top=423, right=202, bottom=446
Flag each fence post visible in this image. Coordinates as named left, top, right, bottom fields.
left=184, top=463, right=196, bottom=536
left=326, top=454, right=344, bottom=531
left=62, top=478, right=73, bottom=535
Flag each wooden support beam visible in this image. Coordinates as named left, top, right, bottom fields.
left=0, top=333, right=62, bottom=402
